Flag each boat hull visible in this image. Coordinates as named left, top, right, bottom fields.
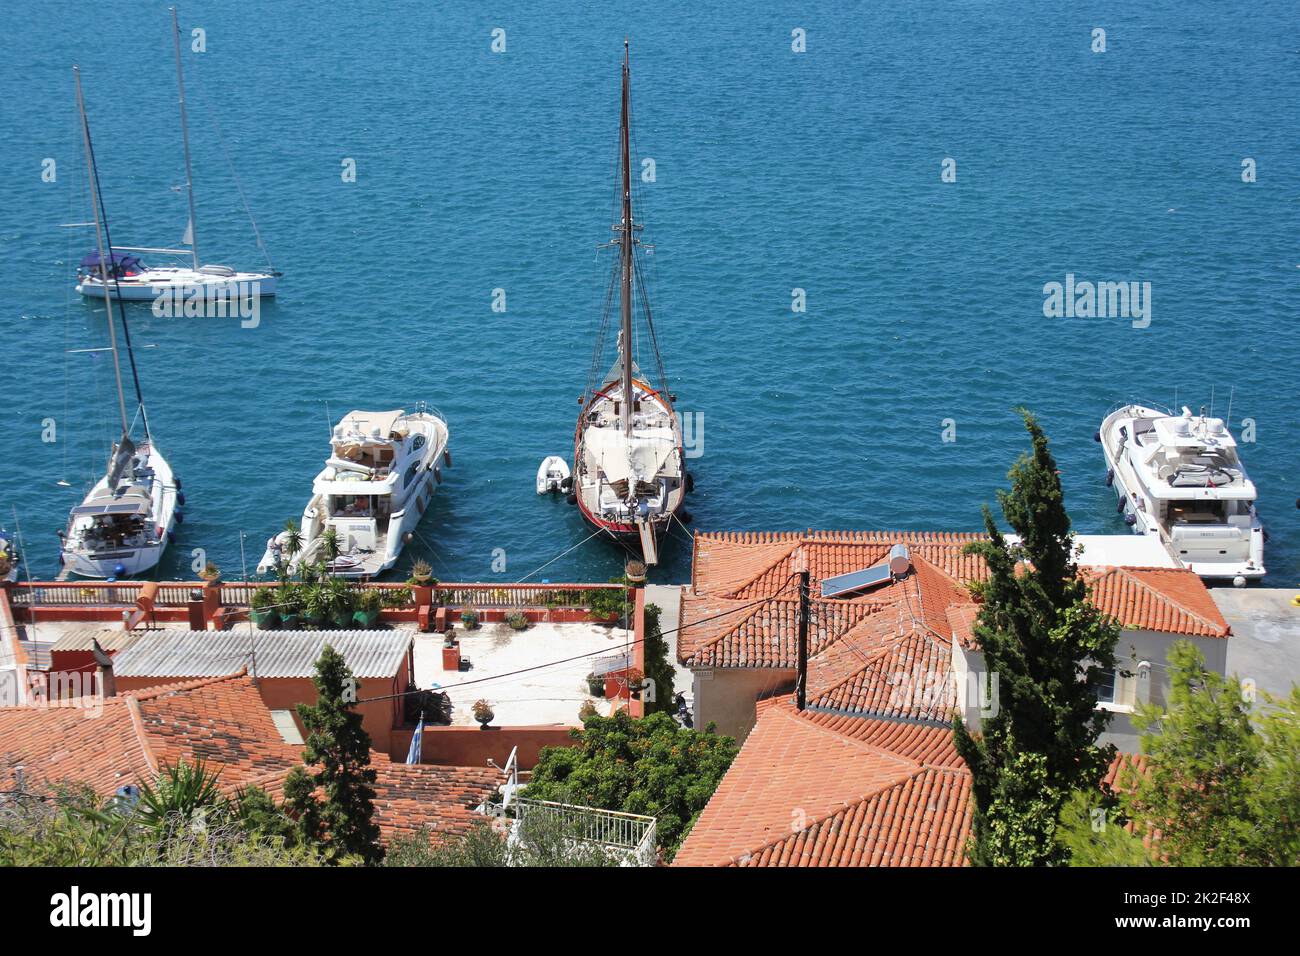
left=78, top=271, right=277, bottom=301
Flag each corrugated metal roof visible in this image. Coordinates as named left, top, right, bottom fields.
left=49, top=628, right=143, bottom=653
left=111, top=630, right=412, bottom=679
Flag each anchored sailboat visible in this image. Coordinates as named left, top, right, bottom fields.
left=74, top=7, right=276, bottom=302
left=570, top=41, right=689, bottom=566
left=61, top=67, right=181, bottom=579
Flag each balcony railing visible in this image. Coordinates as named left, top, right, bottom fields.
left=507, top=797, right=657, bottom=867
left=5, top=580, right=623, bottom=611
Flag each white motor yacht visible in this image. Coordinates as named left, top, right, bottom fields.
left=1099, top=403, right=1265, bottom=584
left=259, top=407, right=450, bottom=578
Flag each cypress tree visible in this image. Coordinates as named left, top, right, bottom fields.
left=953, top=410, right=1120, bottom=866
left=284, top=644, right=382, bottom=864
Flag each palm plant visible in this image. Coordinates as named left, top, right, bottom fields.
left=321, top=526, right=341, bottom=562
left=135, top=759, right=229, bottom=837
left=283, top=518, right=304, bottom=560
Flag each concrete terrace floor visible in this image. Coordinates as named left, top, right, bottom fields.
left=1213, top=587, right=1300, bottom=701
left=414, top=620, right=635, bottom=727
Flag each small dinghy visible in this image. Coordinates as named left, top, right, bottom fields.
left=537, top=456, right=571, bottom=495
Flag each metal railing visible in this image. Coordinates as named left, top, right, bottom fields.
left=511, top=797, right=657, bottom=867
left=5, top=580, right=623, bottom=611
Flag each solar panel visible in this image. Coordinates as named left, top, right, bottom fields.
left=820, top=563, right=892, bottom=598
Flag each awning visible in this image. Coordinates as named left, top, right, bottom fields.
left=70, top=501, right=149, bottom=517
left=335, top=410, right=403, bottom=442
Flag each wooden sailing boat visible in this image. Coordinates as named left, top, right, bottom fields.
left=570, top=41, right=690, bottom=566
left=61, top=67, right=182, bottom=579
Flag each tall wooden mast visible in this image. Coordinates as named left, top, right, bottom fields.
left=619, top=39, right=635, bottom=438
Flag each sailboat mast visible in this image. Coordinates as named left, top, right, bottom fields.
left=619, top=39, right=635, bottom=438
left=171, top=5, right=200, bottom=270
left=74, top=67, right=130, bottom=439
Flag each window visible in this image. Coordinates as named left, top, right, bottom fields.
left=1090, top=668, right=1116, bottom=704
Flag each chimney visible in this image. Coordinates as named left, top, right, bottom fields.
left=91, top=638, right=116, bottom=698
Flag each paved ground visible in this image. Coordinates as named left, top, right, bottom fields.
left=415, top=620, right=632, bottom=726
left=646, top=583, right=690, bottom=709
left=1213, top=587, right=1300, bottom=699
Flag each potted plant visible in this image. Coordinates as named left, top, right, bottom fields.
left=460, top=605, right=480, bottom=630
left=578, top=699, right=599, bottom=722
left=624, top=559, right=647, bottom=585
left=505, top=610, right=529, bottom=631
left=277, top=582, right=303, bottom=628
left=322, top=577, right=353, bottom=629
left=353, top=588, right=382, bottom=628
left=199, top=562, right=221, bottom=584
left=283, top=518, right=304, bottom=562
left=471, top=699, right=495, bottom=728
left=249, top=586, right=280, bottom=629
left=622, top=666, right=646, bottom=700
left=585, top=672, right=608, bottom=697
left=383, top=585, right=413, bottom=609
left=302, top=584, right=327, bottom=627
left=407, top=559, right=434, bottom=587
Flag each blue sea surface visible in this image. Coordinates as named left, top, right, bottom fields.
left=1, top=0, right=1296, bottom=586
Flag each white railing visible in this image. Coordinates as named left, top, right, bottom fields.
left=510, top=797, right=657, bottom=867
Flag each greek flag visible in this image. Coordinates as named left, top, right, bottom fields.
left=405, top=712, right=425, bottom=764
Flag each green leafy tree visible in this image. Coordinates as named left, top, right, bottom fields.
left=284, top=644, right=383, bottom=864
left=953, top=410, right=1120, bottom=866
left=385, top=814, right=621, bottom=868
left=524, top=710, right=737, bottom=858
left=641, top=603, right=676, bottom=715
left=1059, top=642, right=1300, bottom=866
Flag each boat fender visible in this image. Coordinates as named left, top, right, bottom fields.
left=168, top=530, right=175, bottom=543
left=175, top=511, right=184, bottom=524
left=443, top=450, right=452, bottom=467
left=175, top=477, right=182, bottom=490
left=1093, top=430, right=1101, bottom=442
left=113, top=564, right=126, bottom=577
left=177, top=492, right=186, bottom=506
left=566, top=493, right=577, bottom=506
left=1105, top=469, right=1113, bottom=487
left=560, top=476, right=573, bottom=492
left=1116, top=499, right=1126, bottom=514
left=434, top=465, right=442, bottom=484
left=679, top=509, right=693, bottom=524
left=1123, top=514, right=1137, bottom=526
left=685, top=473, right=695, bottom=493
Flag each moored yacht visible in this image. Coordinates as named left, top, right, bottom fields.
left=570, top=41, right=690, bottom=567
left=258, top=407, right=450, bottom=578
left=61, top=67, right=181, bottom=579
left=74, top=8, right=276, bottom=302
left=1099, top=403, right=1265, bottom=584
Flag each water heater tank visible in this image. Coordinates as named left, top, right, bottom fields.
left=888, top=543, right=912, bottom=577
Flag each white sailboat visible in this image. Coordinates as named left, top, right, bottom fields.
left=1099, top=402, right=1265, bottom=584
left=258, top=407, right=451, bottom=579
left=61, top=67, right=181, bottom=580
left=74, top=7, right=276, bottom=302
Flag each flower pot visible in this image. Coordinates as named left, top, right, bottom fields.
left=250, top=607, right=280, bottom=629
left=280, top=612, right=301, bottom=629
left=332, top=610, right=353, bottom=629
left=353, top=608, right=380, bottom=629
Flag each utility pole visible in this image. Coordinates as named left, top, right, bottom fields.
left=796, top=569, right=809, bottom=710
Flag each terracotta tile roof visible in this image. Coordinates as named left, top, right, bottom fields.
left=369, top=757, right=502, bottom=844
left=0, top=671, right=502, bottom=847
left=681, top=532, right=1229, bottom=675
left=674, top=698, right=971, bottom=867
left=1082, top=567, right=1230, bottom=638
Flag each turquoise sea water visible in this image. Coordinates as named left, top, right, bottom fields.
left=2, top=0, right=1296, bottom=586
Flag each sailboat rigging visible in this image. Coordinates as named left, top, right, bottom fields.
left=569, top=41, right=690, bottom=566
left=73, top=6, right=277, bottom=302
left=61, top=66, right=182, bottom=579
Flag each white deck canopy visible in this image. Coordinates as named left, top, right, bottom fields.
left=336, top=410, right=403, bottom=442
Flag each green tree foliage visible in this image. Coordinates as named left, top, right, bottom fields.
left=953, top=410, right=1121, bottom=866
left=0, top=770, right=315, bottom=867
left=524, top=710, right=737, bottom=858
left=641, top=602, right=676, bottom=715
left=1059, top=642, right=1300, bottom=866
left=284, top=644, right=383, bottom=864
left=385, top=814, right=621, bottom=868
left=588, top=577, right=632, bottom=623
